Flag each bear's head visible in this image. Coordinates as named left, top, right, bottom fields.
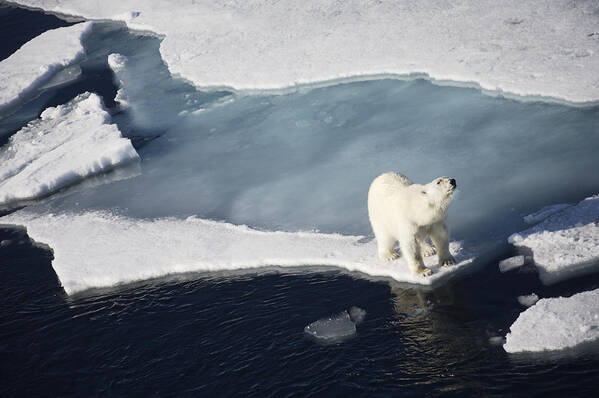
left=420, top=176, right=457, bottom=219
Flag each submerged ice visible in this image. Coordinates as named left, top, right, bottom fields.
left=304, top=307, right=366, bottom=342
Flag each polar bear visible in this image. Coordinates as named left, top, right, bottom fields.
left=367, top=172, right=456, bottom=277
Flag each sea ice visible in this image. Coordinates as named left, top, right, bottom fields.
left=0, top=21, right=92, bottom=114
left=305, top=308, right=365, bottom=342
left=517, top=293, right=539, bottom=307
left=509, top=196, right=599, bottom=285
left=504, top=289, right=599, bottom=353
left=0, top=92, right=139, bottom=208
left=30, top=77, right=599, bottom=243
left=523, top=204, right=572, bottom=225
left=11, top=0, right=599, bottom=102
left=0, top=210, right=474, bottom=295
left=498, top=256, right=525, bottom=273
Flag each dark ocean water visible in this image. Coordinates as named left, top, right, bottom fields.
left=2, top=4, right=599, bottom=397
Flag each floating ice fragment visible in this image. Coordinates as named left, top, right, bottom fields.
left=498, top=255, right=525, bottom=273
left=107, top=53, right=127, bottom=72
left=504, top=288, right=599, bottom=353
left=489, top=336, right=506, bottom=346
left=305, top=310, right=357, bottom=342
left=509, top=195, right=599, bottom=285
left=517, top=293, right=539, bottom=307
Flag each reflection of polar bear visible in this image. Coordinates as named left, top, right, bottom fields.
left=367, top=172, right=456, bottom=277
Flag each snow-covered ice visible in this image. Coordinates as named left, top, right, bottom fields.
left=504, top=289, right=599, bottom=353
left=11, top=0, right=599, bottom=102
left=498, top=255, right=525, bottom=273
left=305, top=307, right=366, bottom=342
left=0, top=210, right=474, bottom=295
left=0, top=92, right=139, bottom=208
left=509, top=196, right=599, bottom=285
left=0, top=22, right=92, bottom=113
left=517, top=293, right=539, bottom=307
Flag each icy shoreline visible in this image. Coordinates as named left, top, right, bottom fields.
left=9, top=0, right=599, bottom=103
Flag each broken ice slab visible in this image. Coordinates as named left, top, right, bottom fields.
left=498, top=255, right=525, bottom=273
left=517, top=293, right=539, bottom=307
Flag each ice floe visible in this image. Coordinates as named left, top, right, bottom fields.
left=0, top=92, right=139, bottom=208
left=11, top=1, right=599, bottom=102
left=0, top=21, right=92, bottom=113
left=0, top=210, right=475, bottom=295
left=504, top=289, right=599, bottom=353
left=509, top=196, right=599, bottom=285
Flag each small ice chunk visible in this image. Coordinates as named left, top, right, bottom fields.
left=349, top=306, right=366, bottom=325
left=107, top=53, right=127, bottom=72
left=517, top=293, right=539, bottom=307
left=523, top=204, right=571, bottom=225
left=509, top=196, right=599, bottom=285
left=504, top=288, right=599, bottom=353
left=304, top=310, right=356, bottom=342
left=0, top=240, right=12, bottom=247
left=498, top=255, right=525, bottom=273
left=489, top=336, right=506, bottom=346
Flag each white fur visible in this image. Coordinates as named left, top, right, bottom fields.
left=367, top=172, right=456, bottom=276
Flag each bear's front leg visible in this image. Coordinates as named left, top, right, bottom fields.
left=429, top=221, right=455, bottom=267
left=376, top=234, right=399, bottom=261
left=399, top=229, right=432, bottom=277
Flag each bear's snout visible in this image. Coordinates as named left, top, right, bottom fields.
left=449, top=178, right=456, bottom=188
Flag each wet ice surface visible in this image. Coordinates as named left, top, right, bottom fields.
left=33, top=24, right=599, bottom=247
